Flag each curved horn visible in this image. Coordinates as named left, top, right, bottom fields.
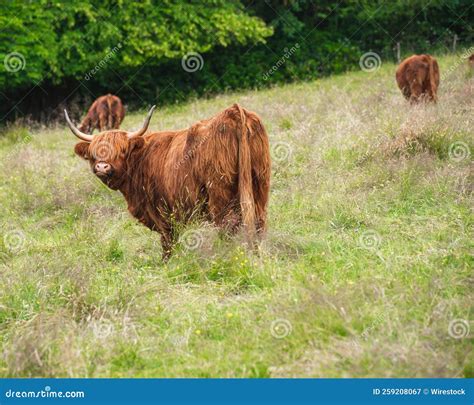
left=64, top=109, right=93, bottom=142
left=128, top=105, right=156, bottom=138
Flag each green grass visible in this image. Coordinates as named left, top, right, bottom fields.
left=0, top=54, right=473, bottom=377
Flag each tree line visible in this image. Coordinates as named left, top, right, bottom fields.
left=0, top=0, right=472, bottom=123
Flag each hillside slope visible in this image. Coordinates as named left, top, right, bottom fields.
left=0, top=54, right=472, bottom=377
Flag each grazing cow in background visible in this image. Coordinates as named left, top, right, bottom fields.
left=396, top=54, right=440, bottom=103
left=79, top=94, right=125, bottom=133
left=65, top=104, right=271, bottom=259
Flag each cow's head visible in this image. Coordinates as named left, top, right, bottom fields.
left=65, top=106, right=156, bottom=190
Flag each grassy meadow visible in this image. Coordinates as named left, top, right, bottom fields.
left=0, top=53, right=472, bottom=378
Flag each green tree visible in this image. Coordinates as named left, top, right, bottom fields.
left=0, top=0, right=272, bottom=91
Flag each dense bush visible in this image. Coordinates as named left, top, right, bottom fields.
left=0, top=0, right=472, bottom=122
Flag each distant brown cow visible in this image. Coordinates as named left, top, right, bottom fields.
left=65, top=104, right=271, bottom=259
left=396, top=54, right=440, bottom=103
left=79, top=94, right=125, bottom=133
left=468, top=54, right=474, bottom=69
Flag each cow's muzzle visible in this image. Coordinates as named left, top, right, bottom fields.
left=94, top=162, right=113, bottom=177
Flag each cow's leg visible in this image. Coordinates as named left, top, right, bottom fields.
left=425, top=80, right=437, bottom=102
left=143, top=206, right=175, bottom=260
left=401, top=85, right=411, bottom=100
left=252, top=173, right=269, bottom=235
left=409, top=81, right=423, bottom=104
left=112, top=112, right=119, bottom=129
left=250, top=130, right=270, bottom=236
left=79, top=117, right=91, bottom=133
left=207, top=186, right=240, bottom=233
left=90, top=117, right=99, bottom=133
left=160, top=230, right=174, bottom=261
left=98, top=113, right=108, bottom=131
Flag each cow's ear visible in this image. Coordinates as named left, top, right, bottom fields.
left=74, top=142, right=90, bottom=160
left=128, top=136, right=145, bottom=154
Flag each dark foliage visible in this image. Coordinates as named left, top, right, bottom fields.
left=1, top=0, right=472, bottom=123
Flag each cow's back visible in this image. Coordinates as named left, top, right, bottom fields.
left=183, top=104, right=269, bottom=187
left=140, top=105, right=269, bottom=219
left=397, top=55, right=428, bottom=86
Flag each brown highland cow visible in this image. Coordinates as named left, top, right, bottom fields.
left=396, top=54, right=440, bottom=103
left=468, top=54, right=474, bottom=70
left=65, top=104, right=271, bottom=259
left=79, top=94, right=125, bottom=133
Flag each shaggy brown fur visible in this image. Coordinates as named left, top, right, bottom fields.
left=74, top=104, right=271, bottom=259
left=396, top=54, right=440, bottom=103
left=79, top=94, right=125, bottom=133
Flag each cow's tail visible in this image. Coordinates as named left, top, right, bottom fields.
left=106, top=94, right=113, bottom=129
left=428, top=56, right=439, bottom=102
left=235, top=104, right=256, bottom=243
